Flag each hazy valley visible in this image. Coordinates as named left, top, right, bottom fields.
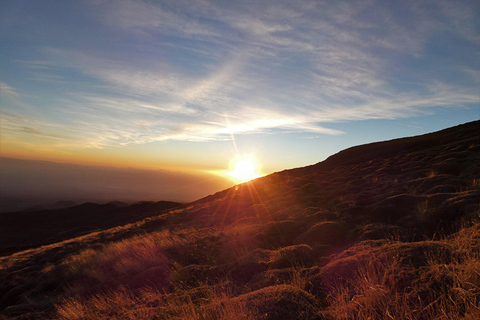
left=0, top=158, right=233, bottom=213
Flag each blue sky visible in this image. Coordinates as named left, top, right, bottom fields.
left=1, top=0, right=479, bottom=175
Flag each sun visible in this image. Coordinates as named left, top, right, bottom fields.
left=227, top=158, right=261, bottom=183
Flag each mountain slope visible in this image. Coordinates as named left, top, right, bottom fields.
left=190, top=120, right=479, bottom=236
left=0, top=201, right=182, bottom=257
left=1, top=120, right=479, bottom=319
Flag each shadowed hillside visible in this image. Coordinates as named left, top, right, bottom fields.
left=0, top=201, right=182, bottom=257
left=1, top=120, right=479, bottom=319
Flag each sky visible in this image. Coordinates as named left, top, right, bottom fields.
left=0, top=0, right=479, bottom=206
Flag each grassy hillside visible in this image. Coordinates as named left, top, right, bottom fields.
left=1, top=120, right=479, bottom=319
left=0, top=201, right=182, bottom=257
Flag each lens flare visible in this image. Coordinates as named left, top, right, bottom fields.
left=227, top=158, right=261, bottom=182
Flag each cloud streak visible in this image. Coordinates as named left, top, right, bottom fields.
left=0, top=82, right=19, bottom=98
left=1, top=0, right=479, bottom=150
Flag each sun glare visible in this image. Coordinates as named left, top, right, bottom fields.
left=227, top=158, right=261, bottom=183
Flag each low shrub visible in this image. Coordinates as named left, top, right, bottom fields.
left=294, top=221, right=345, bottom=247
left=270, top=244, right=314, bottom=268
left=232, top=285, right=323, bottom=320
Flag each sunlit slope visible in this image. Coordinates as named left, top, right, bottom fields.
left=1, top=120, right=479, bottom=319
left=190, top=120, right=479, bottom=234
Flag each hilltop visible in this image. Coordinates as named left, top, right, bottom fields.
left=1, top=120, right=479, bottom=319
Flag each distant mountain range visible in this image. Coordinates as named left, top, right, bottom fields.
left=0, top=157, right=233, bottom=213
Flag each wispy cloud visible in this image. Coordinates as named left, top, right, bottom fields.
left=0, top=110, right=76, bottom=143
left=0, top=82, right=19, bottom=98
left=2, top=0, right=479, bottom=150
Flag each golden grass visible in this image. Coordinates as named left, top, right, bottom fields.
left=155, top=284, right=255, bottom=320
left=3, top=120, right=480, bottom=320
left=50, top=218, right=480, bottom=320
left=57, top=227, right=224, bottom=299
left=323, top=225, right=480, bottom=320
left=56, top=287, right=164, bottom=320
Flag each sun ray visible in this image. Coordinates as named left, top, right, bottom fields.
left=227, top=158, right=261, bottom=183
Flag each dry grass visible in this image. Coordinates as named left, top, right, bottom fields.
left=50, top=220, right=480, bottom=320
left=220, top=224, right=262, bottom=261
left=323, top=226, right=480, bottom=320
left=3, top=122, right=479, bottom=319
left=154, top=284, right=255, bottom=320
left=471, top=178, right=480, bottom=189
left=57, top=287, right=164, bottom=320
left=416, top=199, right=434, bottom=223
left=53, top=227, right=228, bottom=317
left=323, top=251, right=410, bottom=319
left=56, top=284, right=255, bottom=320
left=63, top=235, right=172, bottom=297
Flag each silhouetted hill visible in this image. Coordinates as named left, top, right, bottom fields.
left=0, top=157, right=233, bottom=212
left=187, top=121, right=478, bottom=236
left=287, top=119, right=480, bottom=173
left=0, top=201, right=182, bottom=256
left=1, top=120, right=479, bottom=319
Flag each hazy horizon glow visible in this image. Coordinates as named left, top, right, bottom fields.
left=226, top=158, right=262, bottom=183
left=1, top=1, right=479, bottom=183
